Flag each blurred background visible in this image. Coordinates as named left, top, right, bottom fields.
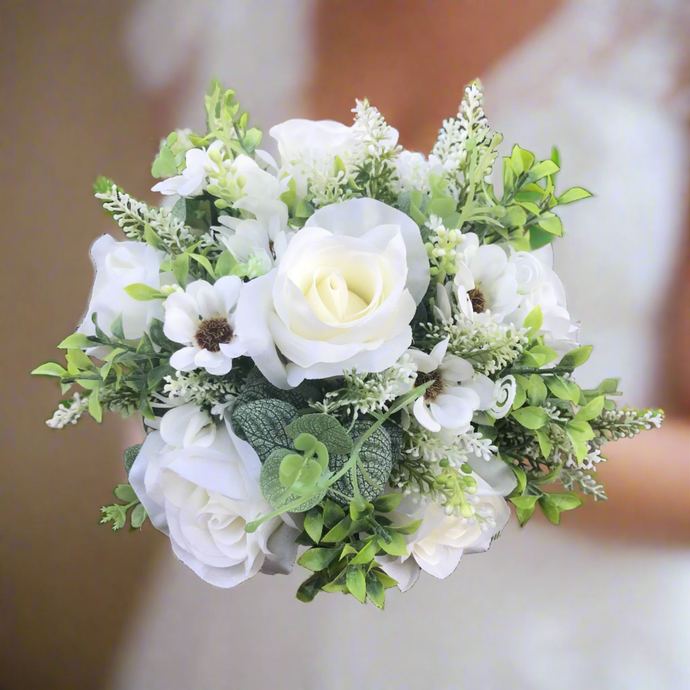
left=2, top=1, right=689, bottom=689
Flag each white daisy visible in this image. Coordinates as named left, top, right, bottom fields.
left=164, top=276, right=246, bottom=375
left=407, top=338, right=492, bottom=434
left=453, top=233, right=520, bottom=320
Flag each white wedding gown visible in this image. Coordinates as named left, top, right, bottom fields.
left=112, top=1, right=690, bottom=688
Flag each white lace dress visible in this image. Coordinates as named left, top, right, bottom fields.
left=112, top=2, right=690, bottom=687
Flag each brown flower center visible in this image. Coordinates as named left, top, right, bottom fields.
left=195, top=317, right=233, bottom=353
left=468, top=288, right=486, bottom=314
left=415, top=370, right=444, bottom=402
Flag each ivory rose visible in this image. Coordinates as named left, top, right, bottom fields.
left=235, top=198, right=429, bottom=388
left=129, top=424, right=299, bottom=588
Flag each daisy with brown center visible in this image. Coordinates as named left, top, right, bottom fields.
left=406, top=338, right=486, bottom=434
left=164, top=276, right=247, bottom=376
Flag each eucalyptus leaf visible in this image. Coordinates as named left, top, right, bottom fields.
left=260, top=448, right=324, bottom=513
left=232, top=399, right=298, bottom=462
left=286, top=414, right=353, bottom=455
left=124, top=444, right=142, bottom=475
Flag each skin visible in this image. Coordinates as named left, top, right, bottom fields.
left=309, top=0, right=690, bottom=544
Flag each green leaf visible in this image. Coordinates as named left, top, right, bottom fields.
left=322, top=516, right=353, bottom=543
left=510, top=495, right=539, bottom=510
left=512, top=386, right=526, bottom=410
left=516, top=503, right=536, bottom=527
left=285, top=414, right=353, bottom=455
left=190, top=253, right=217, bottom=280
left=511, top=464, right=527, bottom=495
left=575, top=395, right=605, bottom=422
left=215, top=250, right=238, bottom=278
left=392, top=519, right=423, bottom=536
left=374, top=570, right=398, bottom=590
left=137, top=332, right=155, bottom=354
left=114, top=483, right=137, bottom=502
left=124, top=283, right=163, bottom=302
left=527, top=375, right=548, bottom=406
left=511, top=407, right=549, bottom=430
left=148, top=318, right=177, bottom=351
left=144, top=223, right=166, bottom=250
left=151, top=146, right=177, bottom=178
left=548, top=493, right=583, bottom=511
left=88, top=388, right=102, bottom=422
left=260, top=448, right=324, bottom=513
left=527, top=345, right=558, bottom=366
left=346, top=566, right=367, bottom=603
left=172, top=252, right=190, bottom=288
left=322, top=499, right=345, bottom=529
left=232, top=399, right=299, bottom=462
left=328, top=423, right=394, bottom=504
left=522, top=305, right=543, bottom=340
left=57, top=333, right=94, bottom=349
left=529, top=226, right=556, bottom=251
left=366, top=574, right=385, bottom=609
left=111, top=313, right=125, bottom=341
left=139, top=390, right=156, bottom=421
left=546, top=376, right=580, bottom=403
left=297, top=547, right=340, bottom=572
left=372, top=493, right=403, bottom=513
left=304, top=508, right=324, bottom=544
left=537, top=214, right=563, bottom=237
left=557, top=187, right=592, bottom=205
left=349, top=538, right=378, bottom=566
left=123, top=444, right=142, bottom=475
left=378, top=530, right=408, bottom=557
left=527, top=159, right=559, bottom=182
left=535, top=429, right=552, bottom=459
left=538, top=495, right=561, bottom=524
left=560, top=346, right=593, bottom=369
left=232, top=367, right=319, bottom=427
left=31, top=362, right=68, bottom=378
left=67, top=348, right=93, bottom=371
left=147, top=364, right=175, bottom=389
left=295, top=574, right=322, bottom=603
left=130, top=503, right=147, bottom=529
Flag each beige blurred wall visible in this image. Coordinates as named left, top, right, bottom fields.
left=1, top=2, right=168, bottom=688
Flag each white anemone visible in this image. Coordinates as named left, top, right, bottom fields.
left=164, top=276, right=246, bottom=376
left=407, top=338, right=494, bottom=434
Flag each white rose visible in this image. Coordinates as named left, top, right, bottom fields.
left=77, top=235, right=167, bottom=341
left=504, top=246, right=579, bottom=353
left=379, top=476, right=510, bottom=592
left=270, top=119, right=365, bottom=198
left=236, top=198, right=430, bottom=388
left=130, top=424, right=299, bottom=588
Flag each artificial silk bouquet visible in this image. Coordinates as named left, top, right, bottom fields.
left=34, top=81, right=663, bottom=607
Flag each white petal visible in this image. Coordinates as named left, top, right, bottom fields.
left=160, top=404, right=216, bottom=448
left=163, top=308, right=197, bottom=345
left=439, top=355, right=474, bottom=383
left=128, top=431, right=169, bottom=534
left=195, top=348, right=233, bottom=375
left=170, top=346, right=199, bottom=372
left=430, top=395, right=474, bottom=430
left=234, top=270, right=290, bottom=388
left=413, top=397, right=441, bottom=433
left=463, top=374, right=497, bottom=411
left=378, top=556, right=421, bottom=593
left=428, top=338, right=449, bottom=366
left=406, top=348, right=438, bottom=375
left=214, top=275, right=243, bottom=313
left=471, top=244, right=508, bottom=284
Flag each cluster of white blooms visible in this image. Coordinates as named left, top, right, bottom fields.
left=162, top=371, right=238, bottom=410
left=45, top=393, right=89, bottom=429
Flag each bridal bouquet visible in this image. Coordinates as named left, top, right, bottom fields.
left=34, top=82, right=663, bottom=606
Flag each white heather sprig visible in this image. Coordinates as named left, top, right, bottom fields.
left=561, top=468, right=608, bottom=501
left=95, top=184, right=210, bottom=251
left=425, top=313, right=528, bottom=376
left=46, top=393, right=89, bottom=429
left=163, top=371, right=239, bottom=410
left=313, top=356, right=417, bottom=417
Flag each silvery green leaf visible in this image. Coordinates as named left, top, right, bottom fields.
left=130, top=503, right=147, bottom=529
left=123, top=444, right=142, bottom=475
left=232, top=399, right=298, bottom=462
left=286, top=414, right=352, bottom=455
left=328, top=423, right=393, bottom=505
left=113, top=483, right=137, bottom=503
